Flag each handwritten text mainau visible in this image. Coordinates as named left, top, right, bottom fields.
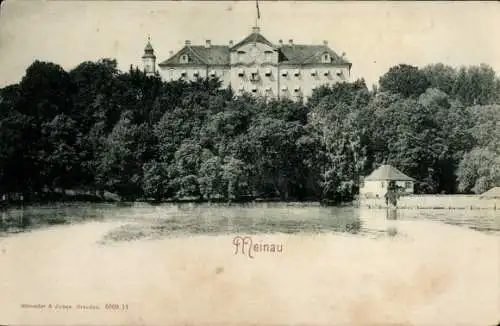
left=232, top=236, right=283, bottom=259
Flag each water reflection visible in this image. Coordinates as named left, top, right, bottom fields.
left=0, top=203, right=499, bottom=239
left=386, top=209, right=398, bottom=221
left=0, top=205, right=106, bottom=236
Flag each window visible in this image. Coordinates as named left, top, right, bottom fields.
left=179, top=54, right=189, bottom=64
left=238, top=69, right=245, bottom=77
left=281, top=70, right=288, bottom=77
left=294, top=87, right=301, bottom=93
left=265, top=68, right=272, bottom=77
left=209, top=70, right=216, bottom=77
left=237, top=51, right=245, bottom=62
left=265, top=51, right=273, bottom=62
left=250, top=68, right=259, bottom=81
left=381, top=181, right=385, bottom=188
left=311, top=69, right=317, bottom=76
left=180, top=71, right=187, bottom=78
left=324, top=70, right=330, bottom=76
left=251, top=87, right=258, bottom=93
left=405, top=181, right=412, bottom=189
left=193, top=71, right=199, bottom=78
left=322, top=54, right=330, bottom=63
left=281, top=86, right=288, bottom=92
left=336, top=69, right=343, bottom=77
left=294, top=69, right=300, bottom=77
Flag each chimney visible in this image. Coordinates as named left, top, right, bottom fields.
left=205, top=40, right=211, bottom=48
left=288, top=39, right=293, bottom=45
left=229, top=40, right=234, bottom=47
left=323, top=40, right=328, bottom=46
left=278, top=39, right=283, bottom=46
left=185, top=40, right=191, bottom=46
left=252, top=26, right=260, bottom=33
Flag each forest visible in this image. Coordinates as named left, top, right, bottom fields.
left=0, top=59, right=499, bottom=203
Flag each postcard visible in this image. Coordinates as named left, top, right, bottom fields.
left=0, top=1, right=499, bottom=325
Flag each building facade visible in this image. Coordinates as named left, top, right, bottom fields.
left=142, top=26, right=352, bottom=100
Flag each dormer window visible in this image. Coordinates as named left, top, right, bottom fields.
left=179, top=54, right=189, bottom=64
left=281, top=70, right=288, bottom=77
left=237, top=51, right=245, bottom=62
left=264, top=51, right=273, bottom=62
left=322, top=53, right=330, bottom=63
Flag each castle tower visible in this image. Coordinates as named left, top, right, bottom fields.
left=142, top=36, right=156, bottom=76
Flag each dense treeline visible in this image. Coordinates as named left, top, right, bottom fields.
left=0, top=59, right=498, bottom=203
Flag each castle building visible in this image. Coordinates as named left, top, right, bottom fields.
left=142, top=26, right=352, bottom=101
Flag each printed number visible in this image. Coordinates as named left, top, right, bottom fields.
left=105, top=304, right=128, bottom=310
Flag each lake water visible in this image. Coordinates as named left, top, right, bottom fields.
left=1, top=202, right=499, bottom=240
left=0, top=202, right=499, bottom=325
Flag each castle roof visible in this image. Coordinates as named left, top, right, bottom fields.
left=230, top=29, right=276, bottom=50
left=279, top=44, right=349, bottom=65
left=158, top=30, right=351, bottom=67
left=364, top=165, right=415, bottom=181
left=163, top=45, right=230, bottom=66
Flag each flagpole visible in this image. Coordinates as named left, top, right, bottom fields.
left=255, top=0, right=260, bottom=29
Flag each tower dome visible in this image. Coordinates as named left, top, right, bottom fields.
left=142, top=37, right=156, bottom=59
left=142, top=36, right=156, bottom=76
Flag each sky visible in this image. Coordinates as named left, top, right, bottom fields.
left=1, top=1, right=500, bottom=88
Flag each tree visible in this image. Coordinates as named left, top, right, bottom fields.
left=379, top=64, right=430, bottom=98
left=97, top=112, right=144, bottom=199
left=422, top=63, right=457, bottom=95
left=457, top=148, right=500, bottom=194
left=452, top=64, right=500, bottom=106
left=142, top=162, right=171, bottom=201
